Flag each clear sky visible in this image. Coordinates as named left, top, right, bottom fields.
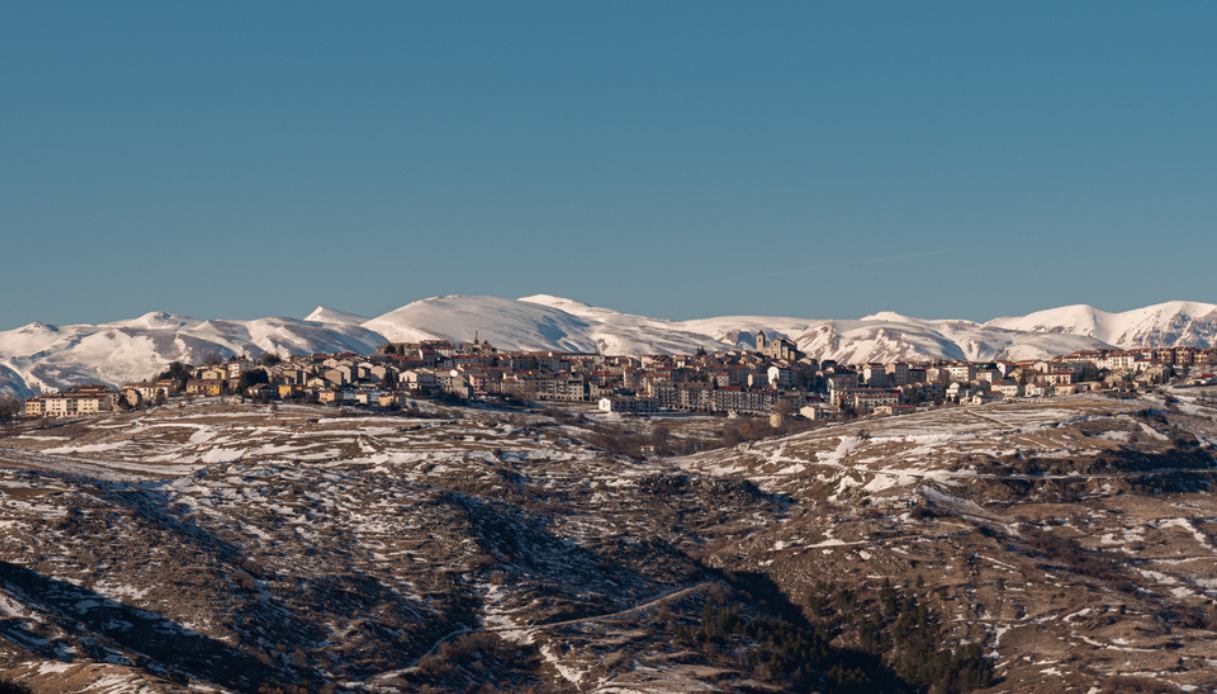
left=2, top=2, right=1215, bottom=328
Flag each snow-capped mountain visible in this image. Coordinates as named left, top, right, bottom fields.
left=367, top=295, right=605, bottom=353
left=518, top=295, right=743, bottom=355
left=986, top=301, right=1217, bottom=348
left=0, top=312, right=385, bottom=396
left=792, top=314, right=1108, bottom=365
left=514, top=297, right=1107, bottom=363
left=2, top=296, right=1213, bottom=396
left=304, top=306, right=370, bottom=326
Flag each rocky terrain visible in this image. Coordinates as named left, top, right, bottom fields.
left=1, top=390, right=1216, bottom=692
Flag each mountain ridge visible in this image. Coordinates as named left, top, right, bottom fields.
left=986, top=299, right=1217, bottom=348
left=2, top=295, right=1213, bottom=396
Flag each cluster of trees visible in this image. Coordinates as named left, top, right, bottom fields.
left=720, top=414, right=813, bottom=446
left=237, top=369, right=270, bottom=392
left=158, top=361, right=192, bottom=392
left=809, top=579, right=995, bottom=693
left=0, top=680, right=31, bottom=694
left=671, top=575, right=995, bottom=693
left=0, top=394, right=20, bottom=427
left=411, top=632, right=543, bottom=692
left=682, top=600, right=855, bottom=689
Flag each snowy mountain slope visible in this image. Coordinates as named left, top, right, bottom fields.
left=987, top=300, right=1217, bottom=348
left=519, top=295, right=736, bottom=354
left=367, top=294, right=729, bottom=356
left=0, top=313, right=386, bottom=394
left=4, top=295, right=1214, bottom=395
left=374, top=295, right=1111, bottom=362
left=0, top=364, right=31, bottom=399
left=304, top=306, right=370, bottom=326
left=673, top=315, right=820, bottom=349
left=791, top=316, right=1110, bottom=364
left=363, top=295, right=602, bottom=352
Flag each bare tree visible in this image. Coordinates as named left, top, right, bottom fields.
left=0, top=394, right=21, bottom=429
left=650, top=422, right=672, bottom=456
left=722, top=423, right=742, bottom=447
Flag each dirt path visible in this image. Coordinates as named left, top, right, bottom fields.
left=0, top=447, right=143, bottom=481
left=966, top=410, right=1017, bottom=431
left=388, top=581, right=714, bottom=677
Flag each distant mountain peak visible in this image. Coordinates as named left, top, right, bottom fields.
left=305, top=306, right=368, bottom=325
left=1139, top=300, right=1217, bottom=318
left=987, top=300, right=1217, bottom=348
left=101, top=311, right=199, bottom=330
left=859, top=311, right=918, bottom=323
left=519, top=294, right=591, bottom=309
left=17, top=321, right=58, bottom=332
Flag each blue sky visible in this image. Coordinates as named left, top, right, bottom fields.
left=2, top=2, right=1215, bottom=328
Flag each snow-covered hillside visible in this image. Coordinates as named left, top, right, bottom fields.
left=364, top=295, right=605, bottom=352
left=304, top=306, right=370, bottom=326
left=791, top=315, right=1108, bottom=364
left=514, top=299, right=1107, bottom=363
left=0, top=312, right=385, bottom=395
left=3, top=295, right=1214, bottom=395
left=987, top=300, right=1217, bottom=348
left=519, top=295, right=737, bottom=354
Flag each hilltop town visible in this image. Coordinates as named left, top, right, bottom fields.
left=15, top=332, right=1217, bottom=424
left=7, top=2, right=1215, bottom=688
left=5, top=314, right=1217, bottom=693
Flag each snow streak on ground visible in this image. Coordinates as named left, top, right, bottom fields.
left=3, top=392, right=1217, bottom=691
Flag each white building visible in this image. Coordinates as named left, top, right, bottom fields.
left=598, top=396, right=659, bottom=414
left=767, top=365, right=797, bottom=389
left=399, top=369, right=440, bottom=391
left=945, top=364, right=976, bottom=382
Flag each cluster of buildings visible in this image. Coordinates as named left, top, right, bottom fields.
left=810, top=345, right=1214, bottom=414
left=600, top=342, right=1215, bottom=418
left=17, top=385, right=118, bottom=418
left=17, top=337, right=1217, bottom=422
